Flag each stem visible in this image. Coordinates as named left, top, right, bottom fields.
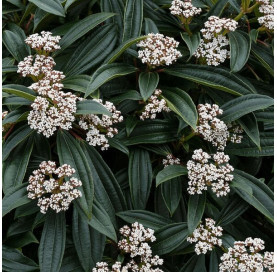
left=184, top=24, right=192, bottom=36
left=246, top=64, right=261, bottom=81
left=182, top=131, right=196, bottom=142
left=4, top=124, right=15, bottom=140
left=246, top=2, right=259, bottom=13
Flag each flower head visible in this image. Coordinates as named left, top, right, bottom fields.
left=170, top=0, right=202, bottom=19
left=25, top=31, right=61, bottom=52
left=258, top=1, right=274, bottom=30
left=27, top=161, right=82, bottom=213
left=140, top=89, right=171, bottom=120
left=219, top=238, right=274, bottom=272
left=162, top=154, right=181, bottom=168
left=79, top=99, right=123, bottom=150
left=187, top=149, right=234, bottom=197
left=137, top=33, right=182, bottom=67
left=187, top=218, right=223, bottom=254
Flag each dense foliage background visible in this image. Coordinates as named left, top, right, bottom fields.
left=2, top=0, right=274, bottom=271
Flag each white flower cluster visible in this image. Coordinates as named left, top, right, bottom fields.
left=258, top=0, right=274, bottom=30
left=140, top=89, right=171, bottom=120
left=187, top=218, right=223, bottom=255
left=162, top=154, right=181, bottom=168
left=187, top=149, right=234, bottom=197
left=137, top=33, right=182, bottom=67
left=194, top=16, right=238, bottom=66
left=170, top=0, right=202, bottom=19
left=27, top=161, right=82, bottom=214
left=79, top=99, right=123, bottom=150
left=17, top=32, right=78, bottom=138
left=25, top=31, right=61, bottom=52
left=196, top=104, right=243, bottom=150
left=93, top=222, right=164, bottom=272
left=219, top=237, right=274, bottom=272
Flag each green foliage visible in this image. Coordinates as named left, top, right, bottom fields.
left=2, top=0, right=274, bottom=271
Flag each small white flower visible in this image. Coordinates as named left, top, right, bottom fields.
left=27, top=161, right=82, bottom=214
left=137, top=33, right=182, bottom=67
left=162, top=154, right=181, bottom=168
left=170, top=0, right=202, bottom=19
left=25, top=31, right=61, bottom=52
left=258, top=1, right=274, bottom=30
left=79, top=99, right=123, bottom=150
left=140, top=89, right=171, bottom=120
left=187, top=218, right=223, bottom=255
left=219, top=238, right=274, bottom=272
left=187, top=149, right=234, bottom=197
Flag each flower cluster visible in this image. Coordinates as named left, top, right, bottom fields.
left=17, top=32, right=78, bottom=137
left=162, top=154, right=181, bottom=168
left=93, top=222, right=163, bottom=272
left=170, top=0, right=202, bottom=20
left=258, top=0, right=274, bottom=30
left=219, top=238, right=274, bottom=271
left=194, top=16, right=238, bottom=66
left=196, top=104, right=243, bottom=150
left=137, top=33, right=182, bottom=67
left=79, top=99, right=123, bottom=150
left=187, top=149, right=234, bottom=197
left=187, top=218, right=223, bottom=255
left=25, top=31, right=61, bottom=52
left=140, top=89, right=171, bottom=120
left=27, top=161, right=82, bottom=214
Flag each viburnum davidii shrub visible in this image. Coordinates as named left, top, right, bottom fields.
left=2, top=0, right=274, bottom=271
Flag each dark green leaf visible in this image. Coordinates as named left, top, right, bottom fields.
left=55, top=13, right=115, bottom=55
left=187, top=193, right=206, bottom=234
left=3, top=183, right=31, bottom=217
left=57, top=130, right=94, bottom=219
left=221, top=94, right=274, bottom=122
left=156, top=165, right=187, bottom=187
left=38, top=212, right=66, bottom=272
left=232, top=170, right=274, bottom=223
left=181, top=32, right=201, bottom=58
left=129, top=148, right=152, bottom=209
left=139, top=72, right=159, bottom=101
left=72, top=208, right=105, bottom=271
left=162, top=87, right=198, bottom=129
left=180, top=254, right=207, bottom=272
left=29, top=0, right=65, bottom=16
left=76, top=100, right=112, bottom=116
left=3, top=137, right=34, bottom=194
left=122, top=0, right=143, bottom=41
left=152, top=223, right=188, bottom=255
left=3, top=245, right=39, bottom=272
left=229, top=31, right=251, bottom=72
left=85, top=63, right=137, bottom=97
left=165, top=65, right=255, bottom=96
left=116, top=210, right=173, bottom=231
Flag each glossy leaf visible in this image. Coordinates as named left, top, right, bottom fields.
left=76, top=100, right=112, bottom=116
left=139, top=71, right=159, bottom=101
left=229, top=31, right=251, bottom=72
left=38, top=212, right=66, bottom=272
left=85, top=63, right=137, bottom=97
left=129, top=148, right=152, bottom=209
left=181, top=32, right=201, bottom=58
left=162, top=87, right=198, bottom=129
left=156, top=165, right=187, bottom=187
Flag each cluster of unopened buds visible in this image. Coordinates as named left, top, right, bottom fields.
left=187, top=218, right=223, bottom=255
left=219, top=237, right=274, bottom=271
left=196, top=104, right=243, bottom=150
left=170, top=0, right=202, bottom=22
left=93, top=222, right=164, bottom=272
left=257, top=0, right=274, bottom=30
left=140, top=89, right=171, bottom=120
left=187, top=149, right=234, bottom=197
left=17, top=32, right=78, bottom=138
left=137, top=33, right=182, bottom=67
left=79, top=99, right=123, bottom=150
left=194, top=16, right=238, bottom=66
left=162, top=154, right=181, bottom=168
left=27, top=161, right=82, bottom=214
